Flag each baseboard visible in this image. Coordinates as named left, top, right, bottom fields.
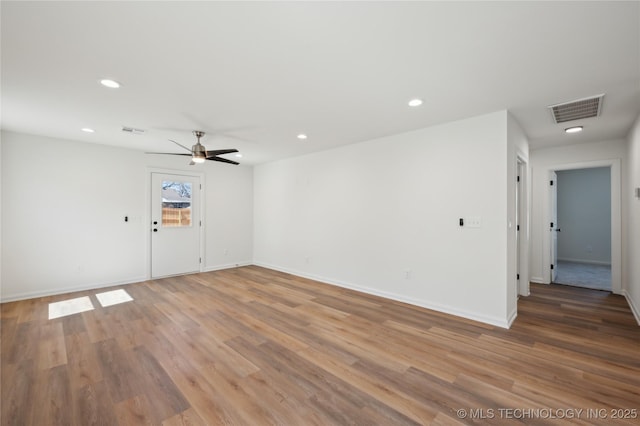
left=0, top=275, right=147, bottom=303
left=203, top=261, right=252, bottom=273
left=622, top=290, right=640, bottom=326
left=507, top=307, right=518, bottom=327
left=253, top=261, right=511, bottom=329
left=557, top=258, right=611, bottom=266
left=530, top=276, right=548, bottom=284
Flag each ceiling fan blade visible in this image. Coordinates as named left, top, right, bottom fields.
left=145, top=152, right=192, bottom=156
left=205, top=149, right=238, bottom=157
left=168, top=139, right=193, bottom=152
left=207, top=156, right=239, bottom=165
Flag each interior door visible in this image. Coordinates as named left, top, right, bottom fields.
left=151, top=173, right=201, bottom=278
left=550, top=171, right=558, bottom=283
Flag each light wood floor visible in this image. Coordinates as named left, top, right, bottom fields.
left=1, top=266, right=639, bottom=425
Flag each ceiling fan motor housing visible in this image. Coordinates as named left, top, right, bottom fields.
left=192, top=143, right=206, bottom=160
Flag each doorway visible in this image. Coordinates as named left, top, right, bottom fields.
left=150, top=172, right=202, bottom=278
left=549, top=167, right=612, bottom=291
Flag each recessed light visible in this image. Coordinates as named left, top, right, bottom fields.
left=408, top=98, right=423, bottom=107
left=81, top=128, right=95, bottom=133
left=297, top=134, right=308, bottom=140
left=565, top=126, right=583, bottom=134
left=100, top=79, right=121, bottom=89
left=235, top=153, right=243, bottom=158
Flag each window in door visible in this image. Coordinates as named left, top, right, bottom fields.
left=161, top=181, right=192, bottom=227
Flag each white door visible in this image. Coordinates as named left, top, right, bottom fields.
left=151, top=173, right=201, bottom=278
left=550, top=171, right=558, bottom=283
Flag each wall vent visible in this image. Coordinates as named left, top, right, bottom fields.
left=122, top=126, right=145, bottom=134
left=548, top=94, right=604, bottom=124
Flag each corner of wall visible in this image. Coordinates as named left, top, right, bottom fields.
left=0, top=131, right=3, bottom=300
left=506, top=112, right=530, bottom=320
left=625, top=113, right=640, bottom=322
left=623, top=290, right=640, bottom=325
left=254, top=111, right=514, bottom=327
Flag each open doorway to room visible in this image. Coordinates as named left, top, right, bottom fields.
left=550, top=167, right=612, bottom=291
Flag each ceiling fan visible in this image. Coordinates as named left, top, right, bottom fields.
left=147, top=130, right=240, bottom=165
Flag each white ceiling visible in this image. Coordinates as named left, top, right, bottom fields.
left=2, top=1, right=639, bottom=165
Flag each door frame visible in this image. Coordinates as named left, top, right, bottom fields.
left=549, top=170, right=558, bottom=283
left=146, top=167, right=205, bottom=279
left=542, top=159, right=621, bottom=294
left=516, top=156, right=529, bottom=297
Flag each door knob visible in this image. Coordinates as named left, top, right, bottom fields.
left=556, top=228, right=561, bottom=232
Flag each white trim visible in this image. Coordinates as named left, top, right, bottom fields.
left=516, top=155, right=530, bottom=298
left=253, top=262, right=511, bottom=328
left=530, top=276, right=546, bottom=284
left=622, top=290, right=640, bottom=326
left=0, top=275, right=147, bottom=303
left=203, top=261, right=252, bottom=272
left=541, top=159, right=622, bottom=294
left=507, top=308, right=518, bottom=327
left=557, top=257, right=611, bottom=266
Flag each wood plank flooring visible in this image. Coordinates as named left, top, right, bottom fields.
left=1, top=266, right=639, bottom=425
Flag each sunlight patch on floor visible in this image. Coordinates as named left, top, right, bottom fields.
left=48, top=296, right=94, bottom=320
left=95, top=289, right=133, bottom=307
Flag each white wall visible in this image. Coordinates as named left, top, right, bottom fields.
left=626, top=115, right=640, bottom=324
left=507, top=113, right=530, bottom=320
left=1, top=131, right=253, bottom=301
left=557, top=167, right=611, bottom=264
left=529, top=139, right=626, bottom=293
left=254, top=111, right=513, bottom=327
left=0, top=133, right=3, bottom=299
left=203, top=163, right=254, bottom=269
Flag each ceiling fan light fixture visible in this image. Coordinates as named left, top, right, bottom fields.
left=192, top=148, right=206, bottom=163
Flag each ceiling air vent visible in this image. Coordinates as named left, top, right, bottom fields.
left=548, top=94, right=604, bottom=124
left=122, top=126, right=145, bottom=134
